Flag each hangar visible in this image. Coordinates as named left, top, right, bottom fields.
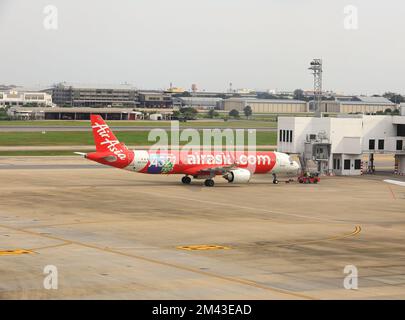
left=316, top=96, right=398, bottom=114
left=277, top=106, right=405, bottom=175
left=221, top=98, right=308, bottom=113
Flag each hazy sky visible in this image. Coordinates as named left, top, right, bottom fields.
left=0, top=0, right=404, bottom=94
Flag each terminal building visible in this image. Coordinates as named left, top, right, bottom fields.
left=50, top=83, right=139, bottom=108
left=138, top=91, right=173, bottom=108
left=221, top=98, right=308, bottom=113
left=50, top=84, right=179, bottom=108
left=277, top=106, right=405, bottom=175
left=0, top=90, right=53, bottom=107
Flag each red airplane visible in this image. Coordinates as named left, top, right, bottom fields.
left=76, top=115, right=300, bottom=187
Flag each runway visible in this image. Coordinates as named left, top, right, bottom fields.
left=0, top=156, right=405, bottom=299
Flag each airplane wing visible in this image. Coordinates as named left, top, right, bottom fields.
left=384, top=179, right=405, bottom=187
left=183, top=163, right=238, bottom=176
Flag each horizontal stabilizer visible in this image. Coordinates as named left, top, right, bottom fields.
left=74, top=152, right=87, bottom=157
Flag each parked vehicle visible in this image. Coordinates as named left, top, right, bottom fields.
left=298, top=173, right=320, bottom=184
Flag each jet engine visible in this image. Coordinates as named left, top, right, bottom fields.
left=223, top=168, right=252, bottom=184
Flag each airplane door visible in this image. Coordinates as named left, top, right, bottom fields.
left=133, top=150, right=149, bottom=171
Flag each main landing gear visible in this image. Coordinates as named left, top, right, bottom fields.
left=272, top=173, right=279, bottom=184
left=204, top=179, right=215, bottom=187
left=181, top=176, right=191, bottom=184
left=182, top=175, right=215, bottom=187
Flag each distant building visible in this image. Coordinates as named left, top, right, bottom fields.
left=0, top=84, right=18, bottom=91
left=177, top=97, right=223, bottom=110
left=303, top=90, right=337, bottom=100
left=149, top=113, right=163, bottom=121
left=274, top=90, right=295, bottom=99
left=138, top=91, right=173, bottom=108
left=0, top=90, right=53, bottom=108
left=316, top=96, right=397, bottom=114
left=166, top=87, right=185, bottom=93
left=221, top=98, right=308, bottom=113
left=7, top=106, right=144, bottom=120
left=234, top=88, right=256, bottom=95
left=50, top=83, right=139, bottom=108
left=191, top=91, right=255, bottom=98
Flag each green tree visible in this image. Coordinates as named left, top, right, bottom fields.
left=383, top=92, right=405, bottom=104
left=207, top=109, right=219, bottom=119
left=0, top=108, right=10, bottom=120
left=257, top=92, right=278, bottom=99
left=22, top=102, right=39, bottom=108
left=293, top=89, right=305, bottom=100
left=229, top=109, right=240, bottom=118
left=243, top=105, right=252, bottom=119
left=180, top=107, right=198, bottom=120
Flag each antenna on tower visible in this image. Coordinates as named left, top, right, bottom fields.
left=309, top=59, right=323, bottom=117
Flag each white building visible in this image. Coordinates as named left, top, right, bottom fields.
left=0, top=90, right=53, bottom=108
left=277, top=107, right=405, bottom=175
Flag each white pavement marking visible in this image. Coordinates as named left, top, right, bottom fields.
left=136, top=189, right=342, bottom=224
left=384, top=179, right=405, bottom=187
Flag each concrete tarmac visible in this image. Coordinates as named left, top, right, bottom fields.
left=0, top=156, right=405, bottom=299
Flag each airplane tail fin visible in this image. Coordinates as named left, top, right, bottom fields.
left=85, top=114, right=133, bottom=168
left=90, top=114, right=128, bottom=153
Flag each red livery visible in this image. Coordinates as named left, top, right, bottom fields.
left=76, top=115, right=300, bottom=187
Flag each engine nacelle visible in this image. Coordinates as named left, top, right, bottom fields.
left=224, top=168, right=252, bottom=184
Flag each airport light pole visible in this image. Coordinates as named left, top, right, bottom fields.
left=309, top=59, right=323, bottom=117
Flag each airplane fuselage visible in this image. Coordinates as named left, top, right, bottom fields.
left=86, top=149, right=300, bottom=177
left=81, top=114, right=300, bottom=186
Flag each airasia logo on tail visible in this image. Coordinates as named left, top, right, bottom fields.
left=92, top=122, right=127, bottom=160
